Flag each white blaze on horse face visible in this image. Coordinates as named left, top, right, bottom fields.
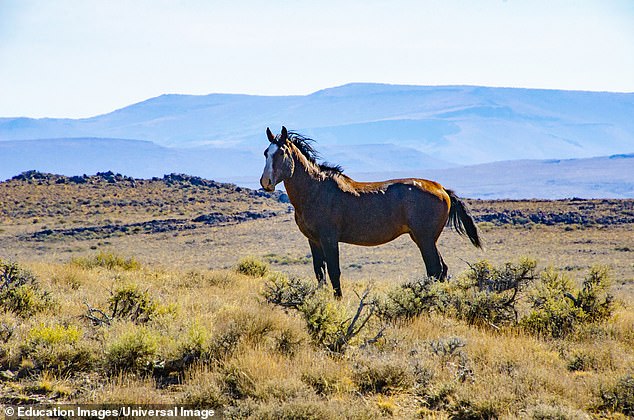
left=262, top=143, right=279, bottom=189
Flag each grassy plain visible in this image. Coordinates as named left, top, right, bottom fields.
left=0, top=172, right=632, bottom=418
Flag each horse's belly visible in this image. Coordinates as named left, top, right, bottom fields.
left=339, top=224, right=409, bottom=246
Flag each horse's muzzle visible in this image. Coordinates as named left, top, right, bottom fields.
left=260, top=176, right=275, bottom=192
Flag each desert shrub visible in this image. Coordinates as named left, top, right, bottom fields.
left=521, top=266, right=614, bottom=339
left=0, top=284, right=52, bottom=317
left=0, top=318, right=15, bottom=343
left=1, top=259, right=37, bottom=290
left=428, top=337, right=473, bottom=383
left=598, top=374, right=634, bottom=416
left=449, top=398, right=499, bottom=420
left=263, top=277, right=377, bottom=353
left=565, top=350, right=597, bottom=372
left=378, top=259, right=536, bottom=329
left=72, top=250, right=140, bottom=271
left=20, top=323, right=94, bottom=374
left=220, top=363, right=258, bottom=400
left=178, top=322, right=212, bottom=362
left=377, top=277, right=442, bottom=322
left=236, top=257, right=269, bottom=277
left=109, top=284, right=158, bottom=323
left=0, top=260, right=52, bottom=317
left=299, top=290, right=348, bottom=350
left=262, top=273, right=316, bottom=309
left=429, top=336, right=466, bottom=359
left=521, top=268, right=581, bottom=338
left=573, top=265, right=613, bottom=323
left=181, top=380, right=226, bottom=409
left=28, top=323, right=82, bottom=345
left=450, top=259, right=536, bottom=328
left=105, top=325, right=160, bottom=374
left=417, top=383, right=457, bottom=415
left=263, top=253, right=312, bottom=265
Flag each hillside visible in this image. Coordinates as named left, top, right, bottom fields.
left=0, top=171, right=288, bottom=237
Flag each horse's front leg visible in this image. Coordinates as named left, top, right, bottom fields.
left=308, top=239, right=326, bottom=288
left=320, top=238, right=342, bottom=298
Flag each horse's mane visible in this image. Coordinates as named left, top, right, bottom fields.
left=284, top=131, right=344, bottom=175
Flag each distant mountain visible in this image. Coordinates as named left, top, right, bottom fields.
left=0, top=138, right=258, bottom=180
left=1, top=84, right=633, bottom=198
left=351, top=153, right=634, bottom=199
left=1, top=84, right=633, bottom=165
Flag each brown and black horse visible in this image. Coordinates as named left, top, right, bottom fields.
left=260, top=126, right=481, bottom=297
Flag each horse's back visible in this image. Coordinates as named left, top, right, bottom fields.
left=346, top=177, right=449, bottom=204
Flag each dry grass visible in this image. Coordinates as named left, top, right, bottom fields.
left=0, top=253, right=631, bottom=417
left=0, top=175, right=633, bottom=417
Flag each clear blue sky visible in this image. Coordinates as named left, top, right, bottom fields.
left=1, top=0, right=633, bottom=118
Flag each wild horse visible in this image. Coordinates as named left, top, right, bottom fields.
left=260, top=126, right=481, bottom=297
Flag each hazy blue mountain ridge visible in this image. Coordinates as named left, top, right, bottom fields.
left=1, top=84, right=632, bottom=198
left=2, top=84, right=633, bottom=163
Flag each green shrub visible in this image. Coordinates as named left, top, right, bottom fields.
left=449, top=398, right=499, bottom=420
left=451, top=259, right=536, bottom=328
left=0, top=260, right=52, bottom=317
left=262, top=274, right=316, bottom=310
left=299, top=291, right=351, bottom=352
left=1, top=284, right=52, bottom=317
left=377, top=277, right=441, bottom=322
left=378, top=259, right=536, bottom=329
left=599, top=374, right=634, bottom=416
left=235, top=257, right=269, bottom=277
left=105, top=325, right=160, bottom=373
left=109, top=284, right=158, bottom=323
left=20, top=323, right=94, bottom=374
left=264, top=276, right=379, bottom=353
left=177, top=322, right=212, bottom=363
left=72, top=251, right=140, bottom=271
left=28, top=323, right=81, bottom=345
left=1, top=259, right=37, bottom=289
left=521, top=266, right=614, bottom=339
left=574, top=265, right=613, bottom=323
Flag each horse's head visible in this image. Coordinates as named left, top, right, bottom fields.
left=260, top=126, right=295, bottom=191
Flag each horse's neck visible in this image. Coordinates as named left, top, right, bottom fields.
left=283, top=151, right=323, bottom=212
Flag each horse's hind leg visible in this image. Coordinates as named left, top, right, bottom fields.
left=321, top=239, right=342, bottom=298
left=410, top=233, right=446, bottom=280
left=309, top=239, right=326, bottom=287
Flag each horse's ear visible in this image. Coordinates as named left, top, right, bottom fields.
left=280, top=126, right=288, bottom=144
left=266, top=127, right=275, bottom=143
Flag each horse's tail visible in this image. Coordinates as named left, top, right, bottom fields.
left=445, top=189, right=482, bottom=248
